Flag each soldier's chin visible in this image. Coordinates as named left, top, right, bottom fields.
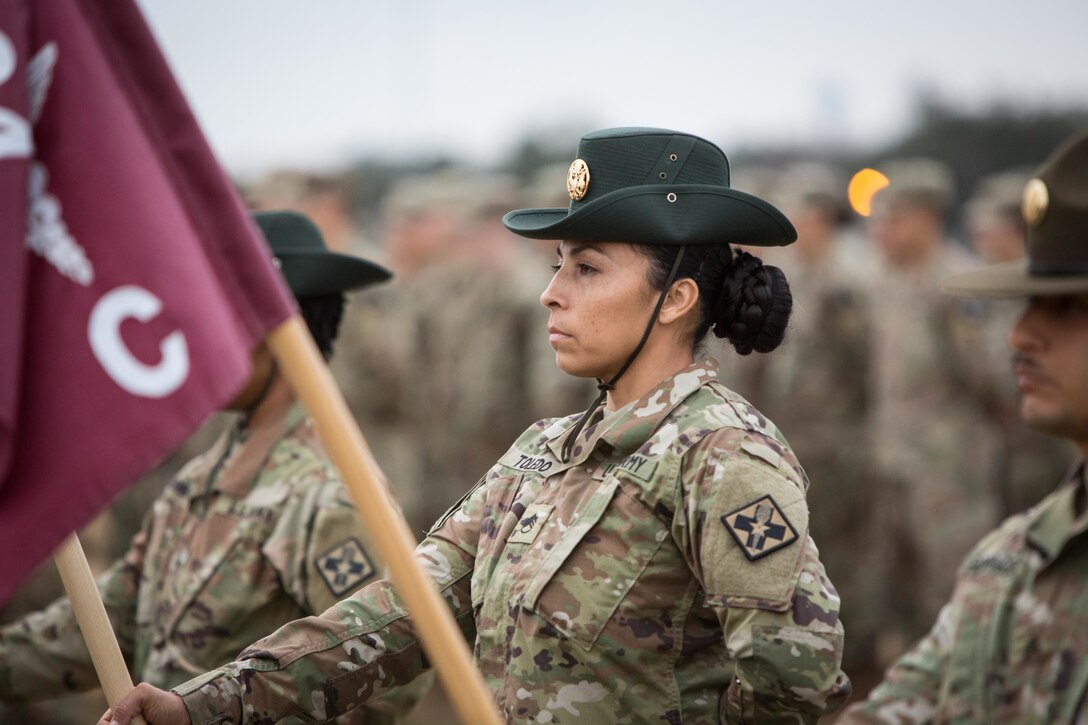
left=1020, top=402, right=1076, bottom=439
left=553, top=354, right=600, bottom=381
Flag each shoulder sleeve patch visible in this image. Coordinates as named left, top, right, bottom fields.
left=315, top=537, right=376, bottom=598
left=696, top=447, right=809, bottom=610
left=721, top=495, right=798, bottom=561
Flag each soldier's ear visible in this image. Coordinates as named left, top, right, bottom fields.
left=658, top=278, right=699, bottom=326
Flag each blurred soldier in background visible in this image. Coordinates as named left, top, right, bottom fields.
left=965, top=170, right=1035, bottom=266
left=247, top=169, right=370, bottom=255
left=865, top=158, right=1007, bottom=664
left=0, top=212, right=416, bottom=725
left=733, top=162, right=882, bottom=681
left=841, top=129, right=1088, bottom=724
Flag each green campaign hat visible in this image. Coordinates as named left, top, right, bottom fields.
left=254, top=210, right=391, bottom=297
left=502, top=127, right=796, bottom=246
left=944, top=131, right=1088, bottom=297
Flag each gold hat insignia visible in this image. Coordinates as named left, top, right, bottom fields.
left=1022, top=178, right=1049, bottom=227
left=567, top=159, right=590, bottom=201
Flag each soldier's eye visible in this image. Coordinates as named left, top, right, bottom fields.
left=1051, top=297, right=1088, bottom=316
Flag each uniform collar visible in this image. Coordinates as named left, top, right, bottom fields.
left=547, top=359, right=719, bottom=464
left=1026, top=462, right=1088, bottom=562
left=205, top=400, right=308, bottom=499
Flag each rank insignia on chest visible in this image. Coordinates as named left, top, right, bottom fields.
left=507, top=503, right=553, bottom=546
left=317, top=537, right=376, bottom=596
left=721, top=495, right=798, bottom=561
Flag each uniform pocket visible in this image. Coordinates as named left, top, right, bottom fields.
left=164, top=511, right=266, bottom=640
left=522, top=476, right=667, bottom=650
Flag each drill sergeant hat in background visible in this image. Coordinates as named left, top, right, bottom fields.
left=255, top=209, right=392, bottom=297
left=944, top=131, right=1088, bottom=297
left=501, top=127, right=796, bottom=246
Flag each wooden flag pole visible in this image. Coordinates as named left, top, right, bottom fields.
left=54, top=533, right=148, bottom=725
left=267, top=315, right=502, bottom=725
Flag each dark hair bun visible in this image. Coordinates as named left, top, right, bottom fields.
left=711, top=250, right=792, bottom=355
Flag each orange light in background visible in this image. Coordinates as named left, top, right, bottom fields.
left=848, top=168, right=890, bottom=217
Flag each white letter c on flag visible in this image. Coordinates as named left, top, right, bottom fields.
left=88, top=285, right=190, bottom=398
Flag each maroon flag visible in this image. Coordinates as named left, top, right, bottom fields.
left=0, top=0, right=296, bottom=602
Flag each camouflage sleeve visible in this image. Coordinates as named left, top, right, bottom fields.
left=678, top=431, right=850, bottom=723
left=835, top=607, right=951, bottom=723
left=264, top=469, right=432, bottom=719
left=0, top=525, right=146, bottom=701
left=172, top=473, right=493, bottom=724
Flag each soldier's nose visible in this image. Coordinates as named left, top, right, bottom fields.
left=1009, top=303, right=1043, bottom=353
left=540, top=276, right=563, bottom=309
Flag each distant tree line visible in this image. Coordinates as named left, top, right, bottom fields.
left=330, top=94, right=1088, bottom=233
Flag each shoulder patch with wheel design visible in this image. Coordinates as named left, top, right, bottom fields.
left=721, top=495, right=799, bottom=561
left=317, top=537, right=376, bottom=596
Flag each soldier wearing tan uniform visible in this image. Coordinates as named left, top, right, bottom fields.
left=104, top=127, right=850, bottom=725
left=840, top=130, right=1088, bottom=724
left=0, top=212, right=413, bottom=723
left=734, top=163, right=881, bottom=678
left=865, top=159, right=1007, bottom=661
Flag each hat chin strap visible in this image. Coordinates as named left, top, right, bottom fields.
left=561, top=245, right=687, bottom=463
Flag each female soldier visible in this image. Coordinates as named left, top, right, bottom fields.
left=104, top=127, right=850, bottom=724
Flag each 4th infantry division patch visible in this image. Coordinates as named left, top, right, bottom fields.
left=721, top=495, right=798, bottom=561
left=317, top=537, right=376, bottom=596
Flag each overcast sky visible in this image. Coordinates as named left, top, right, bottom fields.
left=135, top=0, right=1088, bottom=180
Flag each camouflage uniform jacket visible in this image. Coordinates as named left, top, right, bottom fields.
left=841, top=466, right=1088, bottom=724
left=0, top=402, right=388, bottom=721
left=175, top=360, right=850, bottom=724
